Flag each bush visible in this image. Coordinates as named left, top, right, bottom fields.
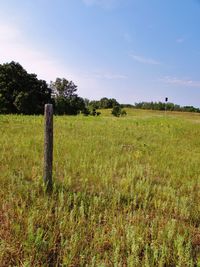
left=111, top=106, right=127, bottom=117
left=82, top=107, right=90, bottom=116
left=91, top=108, right=97, bottom=116
left=121, top=110, right=127, bottom=116
left=111, top=105, right=121, bottom=117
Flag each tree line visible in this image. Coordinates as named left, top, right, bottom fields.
left=122, top=102, right=200, bottom=113
left=0, top=61, right=86, bottom=115
left=0, top=61, right=199, bottom=115
left=0, top=61, right=124, bottom=116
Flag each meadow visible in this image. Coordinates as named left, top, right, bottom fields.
left=1, top=109, right=200, bottom=266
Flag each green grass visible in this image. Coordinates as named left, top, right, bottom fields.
left=1, top=109, right=200, bottom=266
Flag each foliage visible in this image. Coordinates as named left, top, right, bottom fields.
left=1, top=61, right=200, bottom=117
left=0, top=61, right=51, bottom=114
left=82, top=107, right=90, bottom=116
left=50, top=78, right=77, bottom=98
left=132, top=101, right=200, bottom=113
left=121, top=109, right=127, bottom=116
left=89, top=97, right=119, bottom=109
left=50, top=78, right=86, bottom=115
left=1, top=110, right=200, bottom=265
left=0, top=64, right=88, bottom=116
left=111, top=105, right=121, bottom=117
left=111, top=105, right=127, bottom=117
left=82, top=107, right=101, bottom=116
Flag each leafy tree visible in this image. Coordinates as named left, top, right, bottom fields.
left=133, top=101, right=200, bottom=113
left=99, top=97, right=110, bottom=109
left=91, top=108, right=97, bottom=116
left=89, top=98, right=119, bottom=109
left=83, top=98, right=90, bottom=108
left=111, top=105, right=122, bottom=117
left=89, top=100, right=100, bottom=109
left=0, top=61, right=51, bottom=114
left=82, top=107, right=90, bottom=116
left=111, top=105, right=127, bottom=117
left=121, top=109, right=127, bottom=116
left=99, top=97, right=119, bottom=109
left=108, top=98, right=119, bottom=108
left=50, top=78, right=86, bottom=115
left=50, top=78, right=77, bottom=98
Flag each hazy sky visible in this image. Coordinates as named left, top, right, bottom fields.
left=0, top=0, right=200, bottom=106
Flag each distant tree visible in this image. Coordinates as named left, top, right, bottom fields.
left=99, top=97, right=119, bottom=109
left=121, top=104, right=134, bottom=108
left=99, top=97, right=110, bottom=108
left=111, top=105, right=122, bottom=117
left=108, top=98, right=119, bottom=108
left=83, top=98, right=90, bottom=107
left=50, top=78, right=77, bottom=98
left=133, top=101, right=200, bottom=113
left=89, top=100, right=100, bottom=109
left=82, top=107, right=90, bottom=116
left=0, top=61, right=51, bottom=114
left=121, top=109, right=127, bottom=116
left=50, top=78, right=86, bottom=115
left=111, top=105, right=127, bottom=117
left=90, top=108, right=96, bottom=116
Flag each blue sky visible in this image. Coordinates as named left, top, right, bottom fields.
left=0, top=0, right=200, bottom=106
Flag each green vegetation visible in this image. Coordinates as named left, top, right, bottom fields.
left=89, top=98, right=120, bottom=110
left=111, top=105, right=127, bottom=117
left=1, top=109, right=200, bottom=266
left=122, top=102, right=200, bottom=113
left=0, top=61, right=51, bottom=114
left=50, top=78, right=86, bottom=115
left=0, top=62, right=88, bottom=115
left=1, top=62, right=200, bottom=117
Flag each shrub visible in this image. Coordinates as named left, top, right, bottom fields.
left=121, top=109, right=127, bottom=116
left=111, top=106, right=127, bottom=117
left=111, top=105, right=121, bottom=117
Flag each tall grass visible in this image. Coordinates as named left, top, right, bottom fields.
left=1, top=109, right=200, bottom=266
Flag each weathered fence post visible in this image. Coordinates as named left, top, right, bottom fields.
left=44, top=104, right=53, bottom=193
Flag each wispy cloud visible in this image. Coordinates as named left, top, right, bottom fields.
left=129, top=53, right=160, bottom=65
left=161, top=76, right=200, bottom=87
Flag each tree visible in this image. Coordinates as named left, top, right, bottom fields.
left=99, top=97, right=119, bottom=109
left=90, top=108, right=97, bottom=116
left=50, top=78, right=77, bottom=98
left=111, top=105, right=122, bottom=117
left=121, top=109, right=127, bottom=116
left=89, top=100, right=100, bottom=109
left=111, top=105, right=127, bottom=117
left=50, top=78, right=86, bottom=115
left=0, top=61, right=51, bottom=114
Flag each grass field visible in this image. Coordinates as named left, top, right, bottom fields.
left=1, top=109, right=200, bottom=266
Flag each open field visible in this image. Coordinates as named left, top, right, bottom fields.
left=1, top=109, right=200, bottom=266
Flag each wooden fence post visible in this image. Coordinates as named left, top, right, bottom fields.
left=44, top=104, right=53, bottom=193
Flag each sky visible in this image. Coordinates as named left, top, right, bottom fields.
left=0, top=0, right=200, bottom=106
